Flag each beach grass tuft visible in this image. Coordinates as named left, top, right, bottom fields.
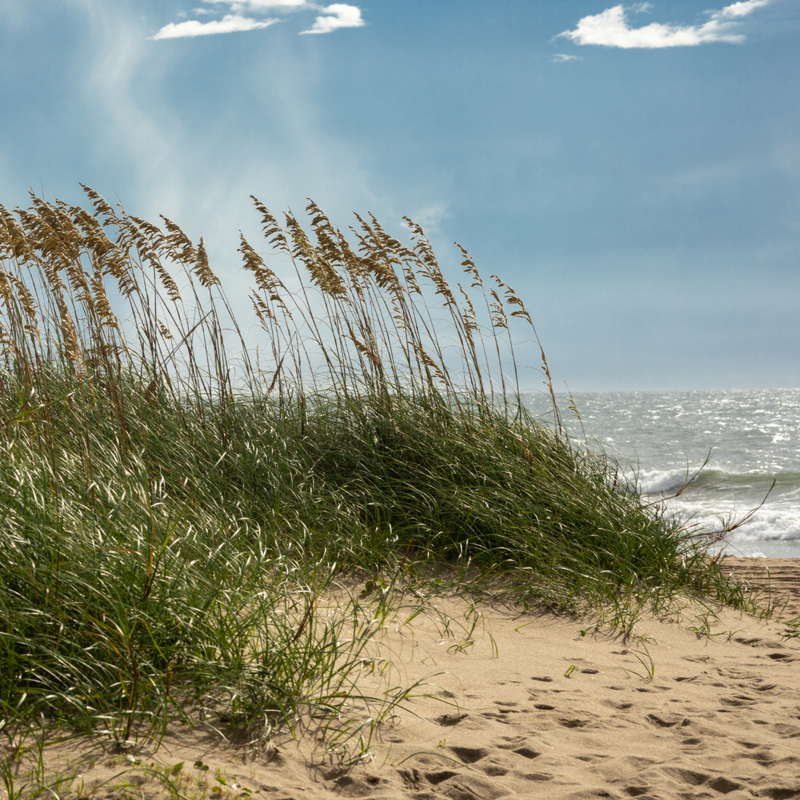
left=0, top=188, right=749, bottom=752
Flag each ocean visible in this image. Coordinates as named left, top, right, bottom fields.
left=521, top=389, right=800, bottom=558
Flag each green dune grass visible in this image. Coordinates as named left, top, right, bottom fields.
left=0, top=188, right=748, bottom=751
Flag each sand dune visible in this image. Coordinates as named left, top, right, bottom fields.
left=6, top=558, right=800, bottom=800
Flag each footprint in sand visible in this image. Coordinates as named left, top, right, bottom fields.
left=481, top=765, right=509, bottom=777
left=719, top=694, right=757, bottom=708
left=399, top=766, right=509, bottom=799
left=493, top=737, right=543, bottom=762
left=734, top=636, right=788, bottom=651
left=645, top=713, right=690, bottom=728
left=772, top=722, right=800, bottom=739
left=765, top=651, right=795, bottom=662
left=448, top=746, right=489, bottom=764
left=433, top=712, right=468, bottom=726
left=660, top=766, right=711, bottom=786
left=519, top=772, right=554, bottom=782
left=512, top=747, right=542, bottom=760
left=602, top=700, right=633, bottom=710
left=736, top=739, right=762, bottom=749
left=622, top=785, right=651, bottom=796
left=558, top=717, right=592, bottom=728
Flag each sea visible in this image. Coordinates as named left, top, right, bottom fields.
left=521, top=389, right=800, bottom=559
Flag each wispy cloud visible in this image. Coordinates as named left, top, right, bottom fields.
left=558, top=0, right=771, bottom=49
left=300, top=4, right=365, bottom=34
left=408, top=202, right=450, bottom=231
left=202, top=0, right=308, bottom=9
left=150, top=14, right=278, bottom=39
left=152, top=1, right=364, bottom=40
left=552, top=53, right=582, bottom=62
left=716, top=0, right=771, bottom=18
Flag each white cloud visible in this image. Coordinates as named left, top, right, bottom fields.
left=151, top=13, right=278, bottom=39
left=301, top=4, right=365, bottom=34
left=152, top=1, right=365, bottom=40
left=552, top=53, right=582, bottom=62
left=716, top=0, right=771, bottom=19
left=558, top=0, right=771, bottom=49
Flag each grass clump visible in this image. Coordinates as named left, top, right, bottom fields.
left=0, top=187, right=744, bottom=749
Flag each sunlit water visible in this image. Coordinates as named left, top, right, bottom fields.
left=521, top=389, right=800, bottom=558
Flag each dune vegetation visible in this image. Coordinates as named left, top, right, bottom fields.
left=0, top=188, right=748, bottom=753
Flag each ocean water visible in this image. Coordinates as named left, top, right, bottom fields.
left=521, top=389, right=800, bottom=558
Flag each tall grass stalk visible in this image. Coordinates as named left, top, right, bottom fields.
left=0, top=188, right=746, bottom=748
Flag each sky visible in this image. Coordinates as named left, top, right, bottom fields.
left=1, top=0, right=799, bottom=392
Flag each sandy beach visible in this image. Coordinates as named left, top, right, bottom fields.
left=7, top=558, right=800, bottom=800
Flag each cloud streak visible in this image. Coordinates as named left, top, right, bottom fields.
left=151, top=1, right=364, bottom=40
left=150, top=14, right=278, bottom=39
left=559, top=0, right=770, bottom=49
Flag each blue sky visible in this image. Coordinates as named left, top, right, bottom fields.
left=1, top=0, right=798, bottom=391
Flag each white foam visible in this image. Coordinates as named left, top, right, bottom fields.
left=628, top=467, right=696, bottom=495
left=663, top=497, right=800, bottom=543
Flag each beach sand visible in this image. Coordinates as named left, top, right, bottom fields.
left=6, top=558, right=800, bottom=800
